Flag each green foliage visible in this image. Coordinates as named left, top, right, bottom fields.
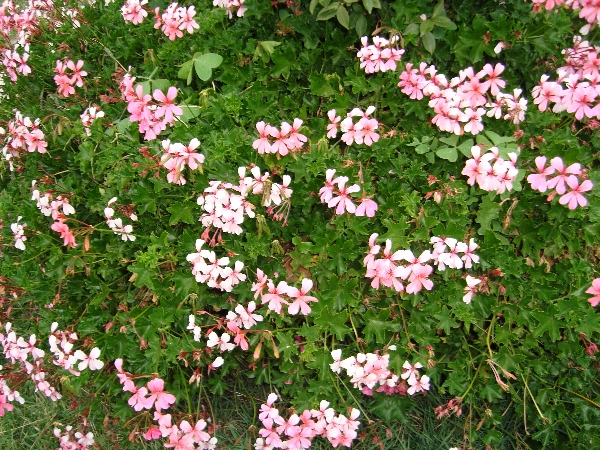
left=1, top=0, right=600, bottom=448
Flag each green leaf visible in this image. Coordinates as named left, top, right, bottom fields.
left=363, top=309, right=401, bottom=344
left=194, top=53, right=223, bottom=82
left=475, top=197, right=501, bottom=235
left=259, top=41, right=282, bottom=54
left=355, top=14, right=367, bottom=37
left=433, top=15, right=456, bottom=29
left=167, top=202, right=196, bottom=226
left=436, top=146, right=458, bottom=162
left=317, top=2, right=339, bottom=20
left=362, top=0, right=373, bottom=14
left=310, top=0, right=319, bottom=14
left=405, top=23, right=419, bottom=36
left=315, top=308, right=350, bottom=340
left=532, top=310, right=562, bottom=342
left=432, top=0, right=445, bottom=18
left=422, top=32, right=436, bottom=53
left=309, top=73, right=336, bottom=97
left=178, top=105, right=202, bottom=124
left=336, top=5, right=349, bottom=29
left=371, top=396, right=411, bottom=423
left=420, top=19, right=434, bottom=36
left=177, top=60, right=193, bottom=83
left=433, top=305, right=458, bottom=334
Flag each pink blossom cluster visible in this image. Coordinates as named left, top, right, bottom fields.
left=0, top=0, right=52, bottom=81
left=10, top=215, right=26, bottom=250
left=319, top=169, right=378, bottom=216
left=115, top=358, right=218, bottom=448
left=251, top=269, right=319, bottom=316
left=1, top=110, right=47, bottom=171
left=252, top=119, right=307, bottom=157
left=527, top=156, right=593, bottom=209
left=254, top=393, right=360, bottom=449
left=120, top=73, right=183, bottom=140
left=104, top=197, right=137, bottom=241
left=197, top=166, right=292, bottom=244
left=2, top=45, right=30, bottom=82
left=187, top=301, right=263, bottom=354
left=357, top=35, right=405, bottom=73
left=531, top=36, right=600, bottom=120
left=461, top=145, right=519, bottom=194
left=330, top=349, right=431, bottom=397
left=54, top=59, right=87, bottom=98
left=1, top=322, right=103, bottom=410
left=30, top=180, right=79, bottom=247
left=397, top=62, right=528, bottom=135
left=530, top=1, right=600, bottom=33
left=47, top=322, right=104, bottom=375
left=587, top=278, right=600, bottom=306
left=186, top=238, right=246, bottom=292
left=121, top=1, right=199, bottom=40
left=31, top=180, right=75, bottom=219
left=160, top=138, right=205, bottom=185
left=80, top=106, right=105, bottom=136
left=54, top=421, right=95, bottom=450
left=213, top=0, right=247, bottom=19
left=325, top=106, right=380, bottom=146
left=364, top=234, right=479, bottom=295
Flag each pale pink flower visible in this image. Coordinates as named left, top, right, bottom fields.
left=586, top=278, right=600, bottom=307
left=144, top=378, right=176, bottom=411
left=527, top=156, right=555, bottom=192
left=287, top=278, right=318, bottom=315
left=559, top=176, right=593, bottom=209
left=355, top=198, right=378, bottom=217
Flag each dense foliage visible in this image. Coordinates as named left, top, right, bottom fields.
left=1, top=0, right=600, bottom=448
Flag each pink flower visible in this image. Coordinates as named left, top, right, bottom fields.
left=0, top=395, right=14, bottom=416
left=586, top=278, right=600, bottom=307
left=527, top=156, right=555, bottom=192
left=327, top=109, right=341, bottom=138
left=558, top=176, right=593, bottom=209
left=51, top=220, right=77, bottom=248
left=328, top=177, right=360, bottom=214
left=253, top=121, right=273, bottom=154
left=144, top=378, right=176, bottom=411
left=153, top=86, right=183, bottom=123
left=355, top=198, right=378, bottom=217
left=287, top=278, right=318, bottom=315
left=262, top=281, right=290, bottom=314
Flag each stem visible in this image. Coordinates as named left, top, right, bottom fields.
left=328, top=371, right=371, bottom=423
left=460, top=356, right=483, bottom=400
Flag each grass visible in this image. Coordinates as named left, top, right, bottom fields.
left=0, top=379, right=531, bottom=449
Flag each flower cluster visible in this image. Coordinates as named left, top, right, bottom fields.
left=186, top=238, right=246, bottom=292
left=0, top=0, right=53, bottom=81
left=357, top=35, right=405, bottom=73
left=364, top=234, right=479, bottom=296
left=1, top=322, right=103, bottom=410
left=10, top=216, right=26, bottom=250
left=115, top=358, right=218, bottom=448
left=197, top=166, right=292, bottom=245
left=48, top=322, right=104, bottom=375
left=255, top=393, right=360, bottom=449
left=461, top=145, right=519, bottom=194
left=80, top=106, right=105, bottom=136
left=54, top=421, right=95, bottom=450
left=531, top=36, right=600, bottom=120
left=2, top=44, right=30, bottom=82
left=251, top=270, right=319, bottom=316
left=326, top=106, right=380, bottom=146
left=330, top=349, right=431, bottom=397
left=121, top=1, right=199, bottom=40
left=119, top=73, right=183, bottom=140
left=1, top=110, right=47, bottom=171
left=526, top=156, right=593, bottom=209
left=187, top=301, right=263, bottom=355
left=54, top=59, right=87, bottom=98
left=104, top=197, right=137, bottom=241
left=397, top=62, right=527, bottom=135
left=31, top=181, right=76, bottom=219
left=213, top=0, right=247, bottom=19
left=160, top=138, right=205, bottom=185
left=319, top=169, right=378, bottom=216
left=463, top=275, right=483, bottom=304
left=586, top=278, right=600, bottom=307
left=252, top=119, right=307, bottom=157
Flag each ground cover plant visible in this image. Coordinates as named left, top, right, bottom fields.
left=1, top=0, right=600, bottom=448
